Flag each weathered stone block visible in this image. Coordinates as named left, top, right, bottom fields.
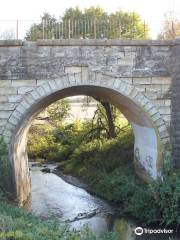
left=16, top=104, right=27, bottom=114
left=161, top=85, right=171, bottom=93
left=163, top=115, right=171, bottom=123
left=48, top=80, right=57, bottom=91
left=0, top=87, right=17, bottom=95
left=159, top=129, right=169, bottom=139
left=151, top=77, right=171, bottom=84
left=41, top=82, right=52, bottom=94
left=8, top=95, right=22, bottom=103
left=13, top=110, right=23, bottom=119
left=158, top=106, right=171, bottom=115
left=151, top=112, right=162, bottom=122
left=0, top=103, right=16, bottom=111
left=164, top=99, right=171, bottom=106
left=148, top=107, right=158, bottom=116
left=144, top=92, right=157, bottom=100
left=119, top=78, right=133, bottom=84
left=0, top=110, right=12, bottom=119
left=36, top=86, right=46, bottom=97
left=154, top=118, right=165, bottom=127
left=0, top=119, right=7, bottom=126
left=144, top=101, right=154, bottom=111
left=18, top=87, right=34, bottom=94
left=0, top=80, right=11, bottom=86
left=65, top=66, right=82, bottom=74
left=147, top=85, right=162, bottom=92
left=8, top=115, right=19, bottom=125
left=37, top=80, right=47, bottom=86
left=5, top=122, right=16, bottom=131
left=12, top=80, right=36, bottom=87
left=0, top=96, right=8, bottom=102
left=133, top=77, right=151, bottom=84
left=129, top=87, right=138, bottom=99
left=25, top=94, right=36, bottom=105
left=134, top=85, right=146, bottom=92
left=3, top=129, right=12, bottom=138
left=117, top=57, right=134, bottom=66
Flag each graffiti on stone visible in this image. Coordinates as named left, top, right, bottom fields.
left=145, top=155, right=153, bottom=169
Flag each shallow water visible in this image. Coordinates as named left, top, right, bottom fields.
left=29, top=164, right=179, bottom=239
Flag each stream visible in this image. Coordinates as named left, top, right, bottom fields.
left=29, top=163, right=179, bottom=239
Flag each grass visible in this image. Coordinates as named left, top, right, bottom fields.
left=0, top=195, right=118, bottom=240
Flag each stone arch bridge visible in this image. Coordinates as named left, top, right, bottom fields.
left=0, top=39, right=179, bottom=205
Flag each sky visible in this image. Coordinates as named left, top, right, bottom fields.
left=0, top=0, right=180, bottom=39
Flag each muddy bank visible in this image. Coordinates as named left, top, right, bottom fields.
left=53, top=168, right=90, bottom=191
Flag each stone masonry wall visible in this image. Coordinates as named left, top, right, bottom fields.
left=0, top=40, right=173, bottom=140
left=171, top=39, right=180, bottom=167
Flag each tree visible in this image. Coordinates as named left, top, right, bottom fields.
left=27, top=99, right=71, bottom=160
left=25, top=7, right=149, bottom=40
left=25, top=7, right=146, bottom=139
left=158, top=13, right=180, bottom=39
left=93, top=98, right=116, bottom=139
left=82, top=97, right=129, bottom=140
left=26, top=13, right=57, bottom=41
left=35, top=99, right=70, bottom=127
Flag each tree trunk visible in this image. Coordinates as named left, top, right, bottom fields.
left=101, top=101, right=116, bottom=139
left=94, top=97, right=116, bottom=139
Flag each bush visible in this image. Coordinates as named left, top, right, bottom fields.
left=60, top=129, right=180, bottom=228
left=27, top=121, right=89, bottom=162
left=28, top=116, right=180, bottom=227
left=62, top=129, right=134, bottom=177
left=0, top=138, right=9, bottom=192
left=0, top=200, right=118, bottom=240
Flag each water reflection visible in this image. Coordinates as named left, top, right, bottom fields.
left=29, top=164, right=179, bottom=240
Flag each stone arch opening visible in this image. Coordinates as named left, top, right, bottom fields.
left=3, top=72, right=169, bottom=204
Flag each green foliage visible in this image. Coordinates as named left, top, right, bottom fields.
left=25, top=7, right=149, bottom=40
left=28, top=120, right=87, bottom=162
left=88, top=100, right=129, bottom=140
left=27, top=99, right=71, bottom=161
left=148, top=161, right=180, bottom=226
left=63, top=128, right=133, bottom=176
left=36, top=99, right=70, bottom=127
left=28, top=125, right=60, bottom=161
left=44, top=99, right=70, bottom=127
left=26, top=13, right=57, bottom=40
left=0, top=138, right=9, bottom=192
left=27, top=98, right=180, bottom=228
left=0, top=200, right=118, bottom=240
left=60, top=129, right=180, bottom=227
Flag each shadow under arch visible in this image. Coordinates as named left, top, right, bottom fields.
left=2, top=72, right=169, bottom=205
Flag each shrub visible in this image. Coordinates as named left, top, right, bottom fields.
left=0, top=201, right=118, bottom=240
left=0, top=138, right=9, bottom=192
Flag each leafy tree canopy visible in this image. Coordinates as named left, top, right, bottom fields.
left=25, top=7, right=149, bottom=40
